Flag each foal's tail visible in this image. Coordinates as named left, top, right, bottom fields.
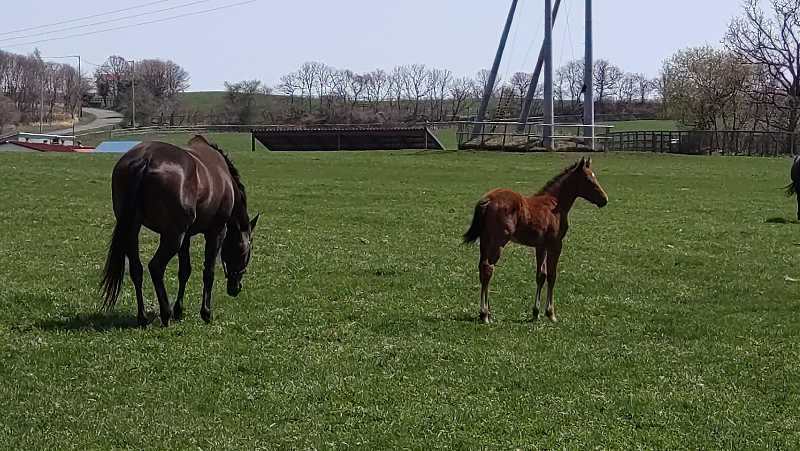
left=101, top=159, right=148, bottom=309
left=463, top=198, right=489, bottom=244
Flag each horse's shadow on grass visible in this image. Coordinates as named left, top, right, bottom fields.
left=35, top=310, right=142, bottom=332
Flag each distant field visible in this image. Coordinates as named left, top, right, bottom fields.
left=1, top=141, right=799, bottom=448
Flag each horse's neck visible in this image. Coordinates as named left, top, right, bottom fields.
left=229, top=187, right=248, bottom=228
left=539, top=177, right=578, bottom=214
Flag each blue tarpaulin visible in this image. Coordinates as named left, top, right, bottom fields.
left=93, top=141, right=141, bottom=153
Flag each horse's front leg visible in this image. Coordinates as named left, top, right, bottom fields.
left=200, top=229, right=225, bottom=323
left=148, top=233, right=183, bottom=327
left=172, top=235, right=192, bottom=321
left=544, top=243, right=562, bottom=322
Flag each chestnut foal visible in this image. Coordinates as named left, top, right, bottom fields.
left=463, top=158, right=608, bottom=323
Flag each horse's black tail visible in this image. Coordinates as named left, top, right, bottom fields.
left=463, top=199, right=489, bottom=244
left=786, top=182, right=797, bottom=197
left=101, top=159, right=148, bottom=309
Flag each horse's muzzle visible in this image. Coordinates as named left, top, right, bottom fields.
left=227, top=279, right=242, bottom=297
left=598, top=198, right=608, bottom=208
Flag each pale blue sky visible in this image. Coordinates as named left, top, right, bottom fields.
left=2, top=0, right=744, bottom=91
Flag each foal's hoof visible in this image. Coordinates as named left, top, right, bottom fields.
left=532, top=308, right=541, bottom=321
left=200, top=308, right=212, bottom=324
left=478, top=311, right=491, bottom=324
left=546, top=312, right=558, bottom=323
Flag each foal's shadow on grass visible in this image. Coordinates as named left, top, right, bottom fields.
left=765, top=217, right=799, bottom=224
left=35, top=310, right=145, bottom=332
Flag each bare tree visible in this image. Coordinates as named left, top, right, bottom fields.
left=364, top=69, right=389, bottom=112
left=725, top=0, right=800, bottom=133
left=617, top=72, right=637, bottom=105
left=224, top=79, right=263, bottom=124
left=277, top=73, right=300, bottom=105
left=593, top=59, right=623, bottom=105
left=448, top=76, right=473, bottom=120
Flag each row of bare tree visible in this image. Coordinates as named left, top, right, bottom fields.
left=0, top=49, right=86, bottom=130
left=660, top=0, right=800, bottom=134
left=220, top=59, right=658, bottom=125
left=92, top=55, right=190, bottom=125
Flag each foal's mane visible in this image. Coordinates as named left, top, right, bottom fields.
left=188, top=135, right=247, bottom=205
left=536, top=160, right=581, bottom=195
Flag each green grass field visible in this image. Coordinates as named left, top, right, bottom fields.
left=1, top=135, right=800, bottom=448
left=602, top=119, right=681, bottom=132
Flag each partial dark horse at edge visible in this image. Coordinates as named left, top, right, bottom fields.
left=787, top=156, right=800, bottom=220
left=101, top=135, right=259, bottom=327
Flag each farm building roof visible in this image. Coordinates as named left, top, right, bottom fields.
left=251, top=126, right=444, bottom=151
left=93, top=141, right=141, bottom=153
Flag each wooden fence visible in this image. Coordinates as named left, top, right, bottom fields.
left=606, top=130, right=799, bottom=156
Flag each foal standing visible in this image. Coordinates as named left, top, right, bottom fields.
left=463, top=158, right=608, bottom=323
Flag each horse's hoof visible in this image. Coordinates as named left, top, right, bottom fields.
left=546, top=313, right=558, bottom=323
left=478, top=311, right=490, bottom=324
left=172, top=304, right=184, bottom=321
left=532, top=308, right=541, bottom=321
left=200, top=309, right=212, bottom=324
left=137, top=311, right=155, bottom=328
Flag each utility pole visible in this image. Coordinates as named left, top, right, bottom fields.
left=543, top=0, right=554, bottom=150
left=472, top=0, right=518, bottom=137
left=39, top=75, right=44, bottom=133
left=517, top=0, right=563, bottom=128
left=583, top=0, right=595, bottom=149
left=129, top=60, right=136, bottom=128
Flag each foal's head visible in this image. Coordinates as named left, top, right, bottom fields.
left=221, top=214, right=259, bottom=297
left=570, top=157, right=608, bottom=207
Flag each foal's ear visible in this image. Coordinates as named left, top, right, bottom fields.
left=578, top=157, right=586, bottom=168
left=250, top=213, right=260, bottom=231
left=586, top=157, right=592, bottom=167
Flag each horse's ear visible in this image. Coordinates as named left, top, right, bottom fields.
left=578, top=157, right=585, bottom=168
left=586, top=157, right=592, bottom=167
left=250, top=213, right=260, bottom=231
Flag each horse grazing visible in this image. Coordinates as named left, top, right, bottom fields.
left=463, top=157, right=607, bottom=324
left=101, top=135, right=259, bottom=327
left=786, top=156, right=800, bottom=220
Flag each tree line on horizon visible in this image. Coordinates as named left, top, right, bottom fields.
left=0, top=0, right=796, bottom=136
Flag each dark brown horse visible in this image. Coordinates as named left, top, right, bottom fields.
left=786, top=156, right=800, bottom=220
left=463, top=157, right=607, bottom=324
left=101, top=135, right=259, bottom=327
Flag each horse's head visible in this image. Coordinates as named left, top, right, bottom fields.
left=221, top=213, right=259, bottom=296
left=573, top=157, right=608, bottom=208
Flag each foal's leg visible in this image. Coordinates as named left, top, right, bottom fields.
left=127, top=224, right=150, bottom=327
left=148, top=233, right=183, bottom=327
left=200, top=229, right=224, bottom=324
left=532, top=247, right=547, bottom=320
left=478, top=239, right=504, bottom=324
left=544, top=243, right=562, bottom=322
left=172, top=235, right=192, bottom=321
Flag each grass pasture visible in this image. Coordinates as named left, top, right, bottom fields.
left=1, top=135, right=800, bottom=448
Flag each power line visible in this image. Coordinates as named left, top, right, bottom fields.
left=0, top=0, right=216, bottom=43
left=0, top=0, right=175, bottom=37
left=0, top=0, right=257, bottom=50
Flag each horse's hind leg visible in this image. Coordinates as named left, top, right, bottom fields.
left=172, top=236, right=192, bottom=321
left=532, top=247, right=547, bottom=320
left=544, top=243, right=562, bottom=322
left=127, top=224, right=150, bottom=327
left=148, top=233, right=183, bottom=327
left=478, top=239, right=504, bottom=324
left=794, top=187, right=800, bottom=220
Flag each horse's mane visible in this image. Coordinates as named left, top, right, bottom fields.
left=188, top=135, right=247, bottom=206
left=536, top=161, right=581, bottom=195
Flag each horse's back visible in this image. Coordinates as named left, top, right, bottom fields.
left=792, top=156, right=800, bottom=183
